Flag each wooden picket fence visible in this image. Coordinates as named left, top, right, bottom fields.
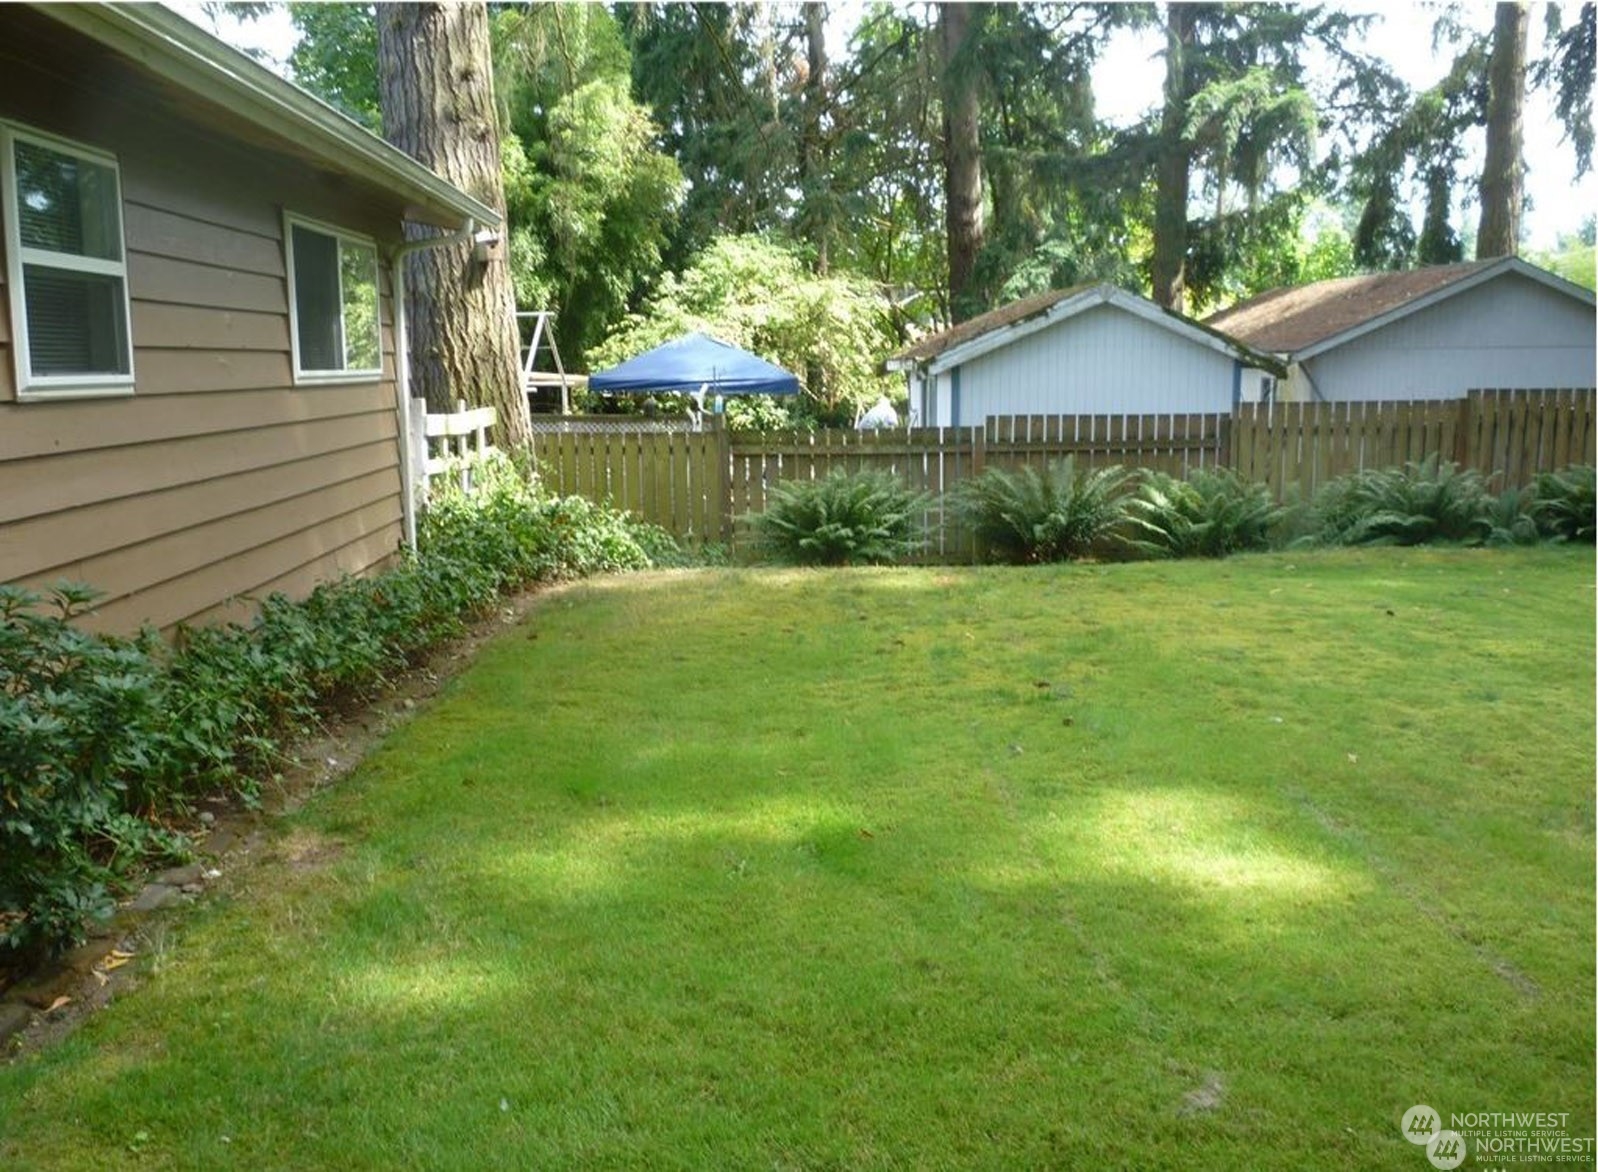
left=529, top=388, right=1594, bottom=561
left=1232, top=389, right=1595, bottom=499
left=410, top=398, right=498, bottom=500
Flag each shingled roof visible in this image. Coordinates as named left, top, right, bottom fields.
left=889, top=285, right=1094, bottom=365
left=887, top=282, right=1284, bottom=374
left=1204, top=258, right=1591, bottom=356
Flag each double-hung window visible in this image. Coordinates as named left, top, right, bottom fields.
left=1, top=122, right=134, bottom=398
left=284, top=213, right=382, bottom=383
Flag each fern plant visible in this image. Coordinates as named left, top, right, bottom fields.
left=1529, top=464, right=1596, bottom=543
left=952, top=458, right=1134, bottom=563
left=1307, top=455, right=1498, bottom=546
left=1127, top=468, right=1284, bottom=558
left=1486, top=486, right=1543, bottom=546
left=753, top=470, right=928, bottom=565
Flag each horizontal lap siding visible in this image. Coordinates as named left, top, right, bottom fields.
left=0, top=38, right=406, bottom=632
left=1305, top=276, right=1598, bottom=400
left=956, top=305, right=1238, bottom=423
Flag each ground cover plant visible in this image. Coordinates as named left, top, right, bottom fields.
left=0, top=547, right=1590, bottom=1169
left=0, top=455, right=672, bottom=961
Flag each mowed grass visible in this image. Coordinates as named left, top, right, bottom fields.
left=0, top=548, right=1592, bottom=1170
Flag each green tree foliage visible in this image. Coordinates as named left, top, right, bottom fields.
left=620, top=3, right=796, bottom=271
left=1351, top=3, right=1590, bottom=270
left=224, top=1, right=1590, bottom=379
left=1527, top=217, right=1598, bottom=288
left=827, top=6, right=947, bottom=331
left=501, top=74, right=683, bottom=365
left=969, top=3, right=1144, bottom=307
left=259, top=2, right=682, bottom=372
left=1535, top=2, right=1596, bottom=177
left=1136, top=3, right=1385, bottom=312
left=288, top=2, right=381, bottom=129
left=491, top=4, right=685, bottom=368
left=589, top=235, right=899, bottom=425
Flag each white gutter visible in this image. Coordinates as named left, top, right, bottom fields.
left=391, top=220, right=477, bottom=550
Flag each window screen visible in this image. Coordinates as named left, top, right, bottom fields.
left=292, top=224, right=342, bottom=371
left=3, top=127, right=133, bottom=390
left=288, top=217, right=382, bottom=379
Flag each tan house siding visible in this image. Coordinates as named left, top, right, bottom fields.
left=0, top=15, right=413, bottom=634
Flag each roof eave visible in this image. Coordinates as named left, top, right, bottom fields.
left=37, top=2, right=500, bottom=230
left=926, top=287, right=1103, bottom=374
left=1265, top=258, right=1595, bottom=361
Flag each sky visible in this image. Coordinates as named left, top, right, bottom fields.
left=174, top=1, right=1594, bottom=252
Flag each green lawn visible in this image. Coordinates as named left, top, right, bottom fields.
left=1, top=549, right=1592, bottom=1169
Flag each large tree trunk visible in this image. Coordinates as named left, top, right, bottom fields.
left=800, top=2, right=829, bottom=275
left=377, top=3, right=530, bottom=446
left=940, top=2, right=985, bottom=322
left=1152, top=3, right=1194, bottom=312
left=1476, top=1, right=1528, bottom=259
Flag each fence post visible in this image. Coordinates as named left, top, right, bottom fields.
left=408, top=396, right=429, bottom=511
left=714, top=415, right=733, bottom=544
left=972, top=419, right=987, bottom=478
left=1455, top=392, right=1478, bottom=472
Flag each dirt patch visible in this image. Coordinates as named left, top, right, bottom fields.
left=0, top=585, right=565, bottom=1062
left=1177, top=1071, right=1228, bottom=1117
left=275, top=828, right=347, bottom=874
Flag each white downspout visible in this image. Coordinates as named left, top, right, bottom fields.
left=390, top=218, right=476, bottom=550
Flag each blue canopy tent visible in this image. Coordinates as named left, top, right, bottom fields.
left=587, top=332, right=800, bottom=397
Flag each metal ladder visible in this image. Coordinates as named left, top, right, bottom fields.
left=518, top=310, right=575, bottom=415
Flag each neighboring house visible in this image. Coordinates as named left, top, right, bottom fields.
left=884, top=284, right=1284, bottom=428
left=1205, top=257, right=1597, bottom=402
left=0, top=3, right=498, bottom=634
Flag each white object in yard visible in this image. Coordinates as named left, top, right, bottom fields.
left=857, top=397, right=900, bottom=429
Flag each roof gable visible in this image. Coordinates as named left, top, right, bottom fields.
left=30, top=3, right=498, bottom=230
left=888, top=284, right=1284, bottom=375
left=1206, top=258, right=1595, bottom=358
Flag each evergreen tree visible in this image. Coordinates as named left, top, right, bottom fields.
left=377, top=2, right=529, bottom=443
left=1477, top=2, right=1530, bottom=257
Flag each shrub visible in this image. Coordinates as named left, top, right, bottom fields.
left=1127, top=468, right=1284, bottom=558
left=753, top=470, right=927, bottom=566
left=1, top=455, right=666, bottom=960
left=1306, top=455, right=1498, bottom=547
left=1529, top=464, right=1596, bottom=543
left=420, top=454, right=661, bottom=585
left=0, top=585, right=178, bottom=957
left=953, top=458, right=1134, bottom=564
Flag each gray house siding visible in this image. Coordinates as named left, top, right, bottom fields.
left=932, top=305, right=1242, bottom=426
left=1294, top=273, right=1596, bottom=401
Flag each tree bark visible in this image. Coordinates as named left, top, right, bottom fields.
left=940, top=2, right=986, bottom=322
left=377, top=2, right=530, bottom=446
left=1152, top=3, right=1194, bottom=312
left=1476, top=1, right=1528, bottom=259
left=800, top=1, right=830, bottom=275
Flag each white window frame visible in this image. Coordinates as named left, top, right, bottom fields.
left=283, top=211, right=384, bottom=386
left=0, top=120, right=136, bottom=400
